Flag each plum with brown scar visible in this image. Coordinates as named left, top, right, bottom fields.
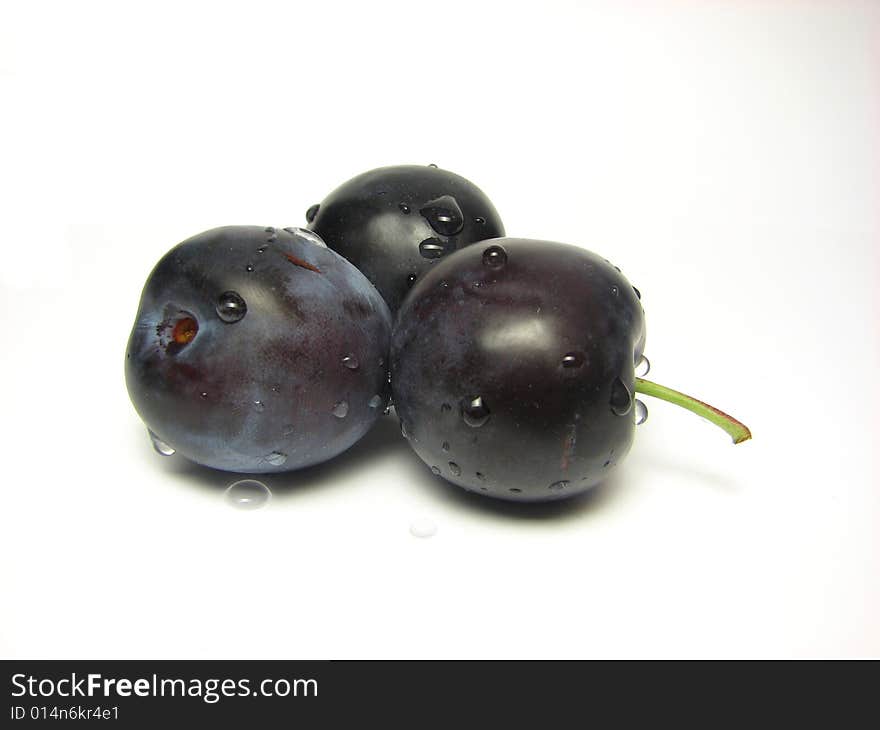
left=125, top=225, right=392, bottom=473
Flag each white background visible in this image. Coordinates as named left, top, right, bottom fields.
left=1, top=0, right=877, bottom=658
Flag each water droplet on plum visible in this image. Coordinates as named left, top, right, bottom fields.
left=368, top=395, right=382, bottom=409
left=265, top=451, right=287, bottom=466
left=635, top=354, right=651, bottom=377
left=332, top=400, right=349, bottom=418
left=148, top=430, right=175, bottom=456
left=482, top=244, right=507, bottom=269
left=609, top=377, right=633, bottom=416
left=305, top=204, right=320, bottom=223
left=290, top=227, right=327, bottom=248
left=635, top=399, right=648, bottom=425
left=561, top=351, right=586, bottom=369
left=342, top=355, right=359, bottom=370
left=549, top=480, right=570, bottom=492
left=419, top=238, right=448, bottom=259
left=216, top=291, right=247, bottom=323
left=448, top=462, right=462, bottom=476
left=419, top=195, right=464, bottom=236
left=461, top=396, right=490, bottom=427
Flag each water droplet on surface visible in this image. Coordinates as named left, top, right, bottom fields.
left=441, top=441, right=450, bottom=452
left=406, top=273, right=418, bottom=288
left=305, top=204, right=320, bottom=223
left=448, top=462, right=462, bottom=476
left=461, top=396, right=490, bottom=427
left=482, top=244, right=507, bottom=269
left=216, top=291, right=247, bottom=323
left=475, top=216, right=486, bottom=226
left=225, top=479, right=271, bottom=510
left=200, top=391, right=208, bottom=399
left=476, top=472, right=486, bottom=481
left=332, top=400, right=349, bottom=418
left=368, top=394, right=382, bottom=409
left=635, top=399, right=648, bottom=425
left=265, top=226, right=275, bottom=233
left=427, top=163, right=438, bottom=168
left=265, top=451, right=287, bottom=466
left=431, top=466, right=441, bottom=476
left=635, top=354, right=651, bottom=377
left=610, top=285, right=619, bottom=296
left=633, top=286, right=641, bottom=299
left=400, top=421, right=409, bottom=438
left=419, top=195, right=464, bottom=236
left=549, top=480, right=570, bottom=492
left=148, top=430, right=175, bottom=456
left=398, top=202, right=410, bottom=214
left=409, top=518, right=437, bottom=538
left=509, top=488, right=522, bottom=494
left=440, top=403, right=451, bottom=413
left=609, top=377, right=633, bottom=416
left=253, top=400, right=265, bottom=412
left=257, top=245, right=268, bottom=254
left=561, top=351, right=586, bottom=369
left=342, top=355, right=359, bottom=370
left=419, top=238, right=448, bottom=259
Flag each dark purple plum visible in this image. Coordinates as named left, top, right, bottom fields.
left=125, top=226, right=392, bottom=473
left=391, top=238, right=750, bottom=503
left=306, top=165, right=504, bottom=313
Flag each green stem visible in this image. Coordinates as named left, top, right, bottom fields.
left=634, top=378, right=752, bottom=444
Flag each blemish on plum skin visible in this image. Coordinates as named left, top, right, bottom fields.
left=281, top=251, right=322, bottom=274
left=560, top=423, right=577, bottom=472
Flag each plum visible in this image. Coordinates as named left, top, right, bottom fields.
left=125, top=226, right=392, bottom=473
left=306, top=164, right=505, bottom=312
left=390, top=238, right=750, bottom=502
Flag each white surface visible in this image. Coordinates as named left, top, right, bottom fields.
left=1, top=0, right=878, bottom=659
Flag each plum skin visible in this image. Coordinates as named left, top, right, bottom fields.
left=308, top=165, right=505, bottom=313
left=125, top=226, right=392, bottom=473
left=390, top=238, right=646, bottom=502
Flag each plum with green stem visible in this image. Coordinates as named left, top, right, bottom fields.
left=390, top=238, right=750, bottom=502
